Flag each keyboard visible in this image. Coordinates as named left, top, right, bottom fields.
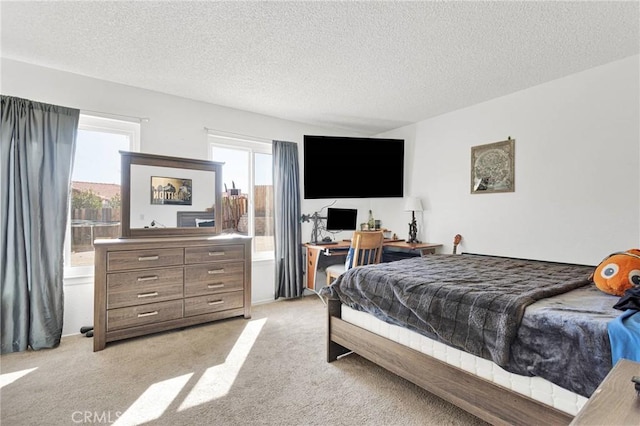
left=315, top=241, right=338, bottom=245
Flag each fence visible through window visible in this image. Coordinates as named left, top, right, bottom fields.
left=70, top=183, right=123, bottom=266
left=211, top=142, right=274, bottom=255
left=66, top=116, right=138, bottom=270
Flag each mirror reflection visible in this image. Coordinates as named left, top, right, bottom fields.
left=120, top=151, right=223, bottom=238
left=129, top=164, right=216, bottom=229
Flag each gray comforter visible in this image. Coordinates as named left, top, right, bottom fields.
left=323, top=254, right=620, bottom=397
left=509, top=284, right=618, bottom=397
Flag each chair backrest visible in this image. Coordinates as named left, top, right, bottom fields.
left=350, top=231, right=384, bottom=267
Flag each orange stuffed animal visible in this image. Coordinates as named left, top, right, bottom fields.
left=592, top=249, right=640, bottom=296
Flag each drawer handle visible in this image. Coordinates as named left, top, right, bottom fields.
left=207, top=283, right=225, bottom=289
left=137, top=275, right=159, bottom=282
left=208, top=300, right=224, bottom=306
left=208, top=269, right=225, bottom=275
left=137, top=311, right=158, bottom=318
left=208, top=251, right=225, bottom=257
left=137, top=291, right=159, bottom=298
left=138, top=255, right=159, bottom=262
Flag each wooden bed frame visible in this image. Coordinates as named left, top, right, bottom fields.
left=326, top=298, right=574, bottom=426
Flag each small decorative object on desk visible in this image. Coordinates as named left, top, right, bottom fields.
left=404, top=197, right=423, bottom=243
left=368, top=210, right=375, bottom=230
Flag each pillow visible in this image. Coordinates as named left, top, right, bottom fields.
left=195, top=218, right=215, bottom=227
left=592, top=249, right=640, bottom=296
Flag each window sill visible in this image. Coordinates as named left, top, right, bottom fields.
left=63, top=273, right=94, bottom=287
left=253, top=252, right=275, bottom=263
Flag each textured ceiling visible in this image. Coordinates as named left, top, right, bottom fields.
left=1, top=1, right=638, bottom=135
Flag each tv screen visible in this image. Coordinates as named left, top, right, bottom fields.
left=326, top=208, right=357, bottom=231
left=303, top=135, right=404, bottom=199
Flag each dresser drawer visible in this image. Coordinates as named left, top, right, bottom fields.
left=107, top=267, right=184, bottom=309
left=184, top=291, right=244, bottom=317
left=107, top=248, right=184, bottom=272
left=107, top=300, right=183, bottom=331
left=184, top=262, right=244, bottom=297
left=184, top=244, right=245, bottom=264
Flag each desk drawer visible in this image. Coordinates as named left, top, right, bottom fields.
left=184, top=291, right=244, bottom=317
left=107, top=248, right=183, bottom=272
left=184, top=262, right=244, bottom=297
left=107, top=300, right=183, bottom=331
left=107, top=267, right=184, bottom=309
left=184, top=245, right=244, bottom=264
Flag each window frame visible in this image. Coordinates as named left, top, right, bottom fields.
left=208, top=135, right=273, bottom=261
left=64, top=114, right=140, bottom=280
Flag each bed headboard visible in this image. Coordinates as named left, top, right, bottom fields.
left=176, top=211, right=215, bottom=228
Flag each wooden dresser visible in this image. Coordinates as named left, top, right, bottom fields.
left=93, top=235, right=251, bottom=351
left=569, top=358, right=640, bottom=425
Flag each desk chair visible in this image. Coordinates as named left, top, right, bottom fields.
left=326, top=231, right=384, bottom=285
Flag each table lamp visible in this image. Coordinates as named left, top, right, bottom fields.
left=404, top=197, right=423, bottom=243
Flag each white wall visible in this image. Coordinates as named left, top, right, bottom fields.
left=374, top=55, right=640, bottom=265
left=1, top=58, right=360, bottom=336
left=4, top=55, right=638, bottom=336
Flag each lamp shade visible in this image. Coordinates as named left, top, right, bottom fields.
left=404, top=197, right=423, bottom=212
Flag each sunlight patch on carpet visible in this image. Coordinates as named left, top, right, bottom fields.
left=114, top=373, right=193, bottom=425
left=178, top=317, right=267, bottom=411
left=0, top=367, right=38, bottom=389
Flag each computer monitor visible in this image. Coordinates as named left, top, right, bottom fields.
left=326, top=208, right=357, bottom=231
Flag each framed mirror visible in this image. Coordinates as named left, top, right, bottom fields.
left=120, top=151, right=224, bottom=238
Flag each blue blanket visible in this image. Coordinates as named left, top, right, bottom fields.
left=608, top=309, right=640, bottom=365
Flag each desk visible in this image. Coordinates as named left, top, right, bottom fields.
left=304, top=240, right=442, bottom=290
left=569, top=359, right=640, bottom=425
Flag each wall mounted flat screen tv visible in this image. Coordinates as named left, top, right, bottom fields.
left=326, top=208, right=358, bottom=231
left=303, top=135, right=404, bottom=199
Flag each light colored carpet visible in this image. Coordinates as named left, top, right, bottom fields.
left=1, top=295, right=486, bottom=425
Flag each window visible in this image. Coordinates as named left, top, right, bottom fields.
left=64, top=115, right=140, bottom=277
left=209, top=136, right=274, bottom=258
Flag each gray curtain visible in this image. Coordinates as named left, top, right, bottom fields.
left=1, top=95, right=79, bottom=353
left=273, top=140, right=304, bottom=299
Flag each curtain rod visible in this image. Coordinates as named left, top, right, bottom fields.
left=204, top=127, right=273, bottom=144
left=81, top=109, right=150, bottom=123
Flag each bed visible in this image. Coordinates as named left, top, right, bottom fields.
left=176, top=210, right=215, bottom=227
left=322, top=253, right=621, bottom=425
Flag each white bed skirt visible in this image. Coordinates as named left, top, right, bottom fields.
left=341, top=304, right=587, bottom=416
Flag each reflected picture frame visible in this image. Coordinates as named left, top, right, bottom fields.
left=150, top=176, right=192, bottom=205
